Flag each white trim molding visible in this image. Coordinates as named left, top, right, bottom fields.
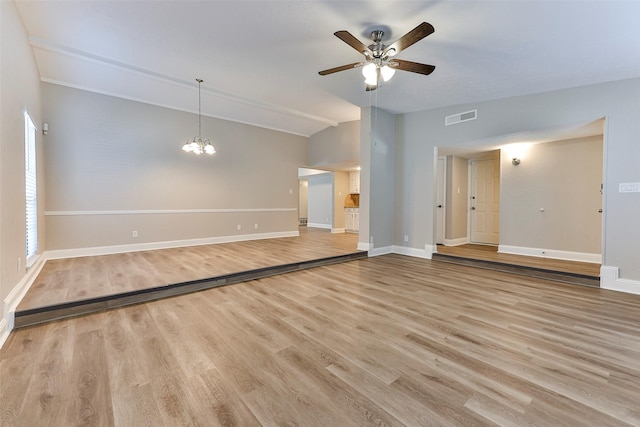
left=30, top=37, right=339, bottom=132
left=369, top=246, right=393, bottom=257
left=331, top=228, right=346, bottom=234
left=392, top=245, right=433, bottom=259
left=601, top=266, right=640, bottom=295
left=2, top=255, right=47, bottom=349
left=45, top=231, right=299, bottom=260
left=442, top=237, right=470, bottom=247
left=357, top=242, right=371, bottom=252
left=498, top=245, right=601, bottom=264
left=307, top=223, right=332, bottom=230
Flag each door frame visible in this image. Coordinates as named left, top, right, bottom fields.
left=435, top=156, right=446, bottom=245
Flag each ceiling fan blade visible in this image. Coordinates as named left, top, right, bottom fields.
left=385, top=22, right=434, bottom=56
left=318, top=62, right=362, bottom=76
left=334, top=30, right=372, bottom=55
left=391, top=59, right=436, bottom=75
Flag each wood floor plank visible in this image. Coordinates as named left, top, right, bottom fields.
left=17, top=227, right=359, bottom=312
left=436, top=243, right=601, bottom=277
left=3, top=254, right=640, bottom=425
left=68, top=329, right=115, bottom=426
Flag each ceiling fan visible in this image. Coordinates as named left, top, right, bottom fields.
left=319, top=22, right=436, bottom=91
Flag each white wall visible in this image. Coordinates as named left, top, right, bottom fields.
left=308, top=120, right=360, bottom=169
left=393, top=78, right=640, bottom=288
left=307, top=173, right=333, bottom=229
left=1, top=0, right=44, bottom=343
left=500, top=136, right=603, bottom=258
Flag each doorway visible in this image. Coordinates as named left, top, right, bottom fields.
left=435, top=157, right=445, bottom=244
left=470, top=158, right=500, bottom=245
left=434, top=120, right=605, bottom=277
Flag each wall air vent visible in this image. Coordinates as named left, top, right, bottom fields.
left=445, top=109, right=477, bottom=126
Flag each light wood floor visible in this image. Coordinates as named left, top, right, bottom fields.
left=436, top=244, right=601, bottom=277
left=18, top=227, right=359, bottom=311
left=3, top=255, right=640, bottom=426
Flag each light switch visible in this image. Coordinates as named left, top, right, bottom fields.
left=619, top=182, right=640, bottom=193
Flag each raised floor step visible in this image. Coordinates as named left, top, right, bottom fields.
left=15, top=251, right=368, bottom=328
left=432, top=253, right=600, bottom=288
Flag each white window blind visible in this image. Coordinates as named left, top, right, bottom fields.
left=25, top=112, right=38, bottom=264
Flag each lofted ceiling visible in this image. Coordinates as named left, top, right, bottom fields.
left=15, top=1, right=640, bottom=137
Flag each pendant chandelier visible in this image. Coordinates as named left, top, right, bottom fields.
left=181, top=78, right=215, bottom=155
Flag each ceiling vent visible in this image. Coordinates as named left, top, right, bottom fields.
left=445, top=109, right=477, bottom=126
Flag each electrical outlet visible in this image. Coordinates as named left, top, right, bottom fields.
left=132, top=230, right=138, bottom=238
left=17, top=257, right=21, bottom=272
left=254, top=223, right=258, bottom=229
left=404, top=235, right=409, bottom=242
left=237, top=224, right=241, bottom=230
left=289, top=188, right=293, bottom=195
left=370, top=235, right=374, bottom=243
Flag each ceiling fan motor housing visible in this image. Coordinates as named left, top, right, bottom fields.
left=369, top=30, right=387, bottom=58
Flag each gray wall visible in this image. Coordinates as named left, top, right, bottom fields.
left=308, top=120, right=360, bottom=168
left=42, top=83, right=307, bottom=250
left=500, top=135, right=603, bottom=254
left=361, top=107, right=395, bottom=251
left=372, top=108, right=396, bottom=249
left=394, top=78, right=640, bottom=280
left=358, top=109, right=371, bottom=249
left=1, top=0, right=45, bottom=334
left=307, top=173, right=333, bottom=228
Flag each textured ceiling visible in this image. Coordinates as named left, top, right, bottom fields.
left=15, top=1, right=640, bottom=137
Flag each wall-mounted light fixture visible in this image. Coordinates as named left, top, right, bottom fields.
left=504, top=142, right=531, bottom=166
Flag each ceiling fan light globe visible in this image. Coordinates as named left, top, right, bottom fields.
left=364, top=74, right=378, bottom=86
left=362, top=63, right=377, bottom=79
left=381, top=65, right=396, bottom=82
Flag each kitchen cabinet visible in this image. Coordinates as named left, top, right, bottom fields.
left=345, top=208, right=359, bottom=232
left=349, top=171, right=360, bottom=194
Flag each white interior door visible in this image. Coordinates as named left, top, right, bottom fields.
left=435, top=157, right=445, bottom=244
left=470, top=158, right=500, bottom=244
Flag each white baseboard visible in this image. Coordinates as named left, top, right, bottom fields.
left=45, top=231, right=300, bottom=260
left=369, top=246, right=393, bottom=257
left=0, top=319, right=8, bottom=351
left=392, top=245, right=433, bottom=259
left=442, top=237, right=469, bottom=247
left=1, top=255, right=47, bottom=349
left=357, top=242, right=371, bottom=251
left=331, top=228, right=345, bottom=234
left=601, top=266, right=640, bottom=295
left=498, top=245, right=601, bottom=264
left=307, top=223, right=332, bottom=230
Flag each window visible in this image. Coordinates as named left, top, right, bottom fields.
left=25, top=112, right=38, bottom=265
